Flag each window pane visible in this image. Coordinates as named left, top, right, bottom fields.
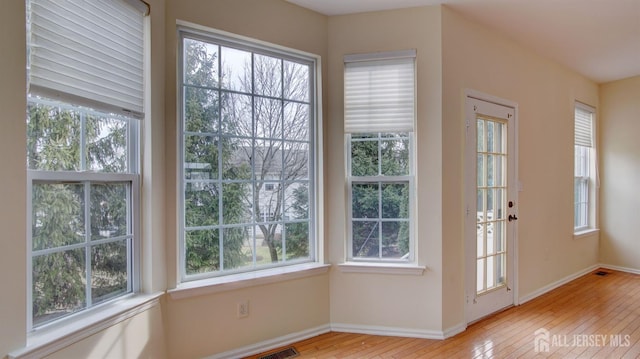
left=220, top=93, right=252, bottom=137
left=222, top=137, right=252, bottom=180
left=285, top=222, right=310, bottom=260
left=27, top=102, right=81, bottom=171
left=185, top=87, right=219, bottom=133
left=283, top=61, right=309, bottom=102
left=352, top=221, right=379, bottom=258
left=477, top=154, right=485, bottom=187
left=381, top=183, right=409, bottom=218
left=257, top=182, right=281, bottom=222
left=184, top=38, right=218, bottom=88
left=221, top=47, right=251, bottom=93
left=477, top=120, right=484, bottom=152
left=86, top=116, right=128, bottom=173
left=185, top=182, right=219, bottom=227
left=351, top=139, right=378, bottom=176
left=285, top=183, right=308, bottom=220
left=255, top=97, right=282, bottom=138
left=32, top=183, right=85, bottom=251
left=284, top=102, right=309, bottom=141
left=91, top=240, right=128, bottom=305
left=381, top=221, right=409, bottom=259
left=223, top=226, right=253, bottom=270
left=381, top=139, right=409, bottom=176
left=352, top=183, right=379, bottom=219
left=184, top=134, right=218, bottom=180
left=283, top=142, right=309, bottom=180
left=257, top=223, right=283, bottom=264
left=254, top=54, right=282, bottom=97
left=185, top=229, right=219, bottom=275
left=222, top=182, right=252, bottom=224
left=254, top=139, right=283, bottom=180
left=32, top=248, right=86, bottom=326
left=91, top=183, right=128, bottom=240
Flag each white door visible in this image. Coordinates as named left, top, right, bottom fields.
left=465, top=94, right=517, bottom=324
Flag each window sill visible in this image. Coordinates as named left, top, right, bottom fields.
left=10, top=292, right=163, bottom=359
left=574, top=228, right=600, bottom=240
left=168, top=263, right=331, bottom=300
left=338, top=262, right=426, bottom=275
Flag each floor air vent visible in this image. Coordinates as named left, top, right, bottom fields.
left=259, top=347, right=299, bottom=359
left=595, top=271, right=609, bottom=276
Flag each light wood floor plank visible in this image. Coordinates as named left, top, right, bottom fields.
left=246, top=269, right=640, bottom=358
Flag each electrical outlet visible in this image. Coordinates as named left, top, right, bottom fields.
left=237, top=300, right=249, bottom=318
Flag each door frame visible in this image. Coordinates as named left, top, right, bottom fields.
left=464, top=89, right=520, bottom=325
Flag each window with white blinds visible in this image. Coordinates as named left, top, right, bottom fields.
left=344, top=50, right=416, bottom=262
left=28, top=0, right=148, bottom=118
left=344, top=50, right=416, bottom=133
left=574, top=102, right=596, bottom=232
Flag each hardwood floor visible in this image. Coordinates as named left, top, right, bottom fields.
left=247, top=269, right=640, bottom=358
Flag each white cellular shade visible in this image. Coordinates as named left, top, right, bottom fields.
left=575, top=105, right=593, bottom=148
left=29, top=0, right=145, bottom=118
left=344, top=53, right=415, bottom=133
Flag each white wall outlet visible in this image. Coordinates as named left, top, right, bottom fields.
left=237, top=300, right=249, bottom=318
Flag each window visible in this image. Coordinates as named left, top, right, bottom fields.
left=178, top=29, right=318, bottom=280
left=26, top=0, right=146, bottom=330
left=574, top=102, right=596, bottom=231
left=344, top=50, right=416, bottom=262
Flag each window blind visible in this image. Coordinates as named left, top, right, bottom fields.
left=28, top=0, right=147, bottom=119
left=344, top=50, right=416, bottom=133
left=575, top=104, right=594, bottom=148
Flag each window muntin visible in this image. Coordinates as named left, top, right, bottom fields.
left=26, top=0, right=144, bottom=330
left=179, top=31, right=316, bottom=280
left=574, top=104, right=595, bottom=231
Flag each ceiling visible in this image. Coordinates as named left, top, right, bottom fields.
left=286, top=0, right=640, bottom=84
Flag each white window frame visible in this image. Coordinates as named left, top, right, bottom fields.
left=177, top=26, right=321, bottom=282
left=574, top=102, right=597, bottom=234
left=346, top=133, right=415, bottom=262
left=26, top=98, right=140, bottom=331
left=344, top=50, right=417, bottom=263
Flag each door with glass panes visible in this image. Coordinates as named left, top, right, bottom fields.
left=465, top=95, right=517, bottom=323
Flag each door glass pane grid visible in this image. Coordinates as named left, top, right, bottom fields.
left=476, top=117, right=507, bottom=295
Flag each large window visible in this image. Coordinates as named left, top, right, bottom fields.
left=574, top=102, right=596, bottom=231
left=26, top=0, right=145, bottom=330
left=178, top=29, right=317, bottom=280
left=344, top=51, right=416, bottom=262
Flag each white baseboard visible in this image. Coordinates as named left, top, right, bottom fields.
left=205, top=324, right=331, bottom=359
left=331, top=323, right=446, bottom=340
left=599, top=263, right=640, bottom=275
left=443, top=322, right=466, bottom=339
left=518, top=264, right=599, bottom=304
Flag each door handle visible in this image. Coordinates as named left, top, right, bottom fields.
left=508, top=214, right=518, bottom=222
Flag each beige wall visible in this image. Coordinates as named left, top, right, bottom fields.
left=327, top=6, right=444, bottom=333
left=600, top=76, right=640, bottom=270
left=163, top=1, right=330, bottom=357
left=441, top=6, right=600, bottom=327
left=46, top=304, right=166, bottom=359
left=0, top=0, right=28, bottom=355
